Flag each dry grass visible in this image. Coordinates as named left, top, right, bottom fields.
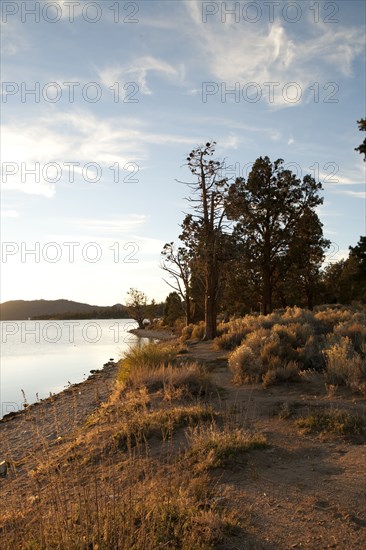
left=123, top=361, right=214, bottom=399
left=186, top=422, right=267, bottom=471
left=1, top=453, right=232, bottom=549
left=118, top=341, right=183, bottom=382
left=0, top=383, right=230, bottom=549
left=262, top=361, right=301, bottom=388
left=1, top=339, right=249, bottom=549
left=296, top=409, right=366, bottom=437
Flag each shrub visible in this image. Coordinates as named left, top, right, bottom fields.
left=282, top=306, right=315, bottom=325
left=333, top=321, right=366, bottom=353
left=181, top=323, right=194, bottom=341
left=324, top=337, right=360, bottom=386
left=228, top=344, right=264, bottom=384
left=272, top=322, right=314, bottom=347
left=262, top=361, right=300, bottom=388
left=299, top=335, right=326, bottom=371
left=314, top=307, right=356, bottom=333
left=222, top=306, right=365, bottom=394
left=191, top=321, right=206, bottom=340
left=244, top=328, right=270, bottom=355
left=180, top=321, right=206, bottom=341
left=214, top=332, right=246, bottom=350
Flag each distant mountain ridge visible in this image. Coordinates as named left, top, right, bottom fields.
left=0, top=299, right=128, bottom=320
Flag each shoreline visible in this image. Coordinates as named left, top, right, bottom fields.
left=128, top=328, right=177, bottom=341
left=0, top=329, right=177, bottom=467
left=0, top=360, right=118, bottom=424
left=0, top=359, right=120, bottom=466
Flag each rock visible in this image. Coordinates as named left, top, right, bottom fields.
left=0, top=461, right=8, bottom=478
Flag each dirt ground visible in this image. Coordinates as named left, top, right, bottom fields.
left=184, top=341, right=366, bottom=549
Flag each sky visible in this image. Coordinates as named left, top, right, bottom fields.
left=1, top=0, right=365, bottom=306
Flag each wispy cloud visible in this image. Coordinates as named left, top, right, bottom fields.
left=185, top=0, right=364, bottom=107
left=70, top=215, right=148, bottom=236
left=332, top=189, right=366, bottom=199
left=1, top=110, right=203, bottom=196
left=99, top=56, right=184, bottom=95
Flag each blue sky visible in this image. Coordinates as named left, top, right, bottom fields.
left=1, top=0, right=365, bottom=305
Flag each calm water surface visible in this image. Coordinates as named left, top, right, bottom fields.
left=0, top=319, right=145, bottom=418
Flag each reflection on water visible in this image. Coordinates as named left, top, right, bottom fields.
left=0, top=319, right=143, bottom=418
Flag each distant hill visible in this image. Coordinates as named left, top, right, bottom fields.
left=0, top=299, right=129, bottom=320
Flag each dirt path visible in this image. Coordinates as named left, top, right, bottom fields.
left=184, top=341, right=366, bottom=549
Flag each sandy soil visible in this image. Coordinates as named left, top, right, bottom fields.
left=129, top=328, right=177, bottom=340
left=183, top=342, right=366, bottom=549
left=0, top=362, right=118, bottom=468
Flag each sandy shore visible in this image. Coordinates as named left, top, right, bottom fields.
left=0, top=361, right=119, bottom=467
left=129, top=328, right=177, bottom=341
left=0, top=329, right=177, bottom=469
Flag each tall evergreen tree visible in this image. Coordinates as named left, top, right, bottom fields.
left=281, top=207, right=330, bottom=309
left=163, top=292, right=184, bottom=326
left=227, top=157, right=325, bottom=314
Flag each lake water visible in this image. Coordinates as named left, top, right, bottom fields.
left=0, top=319, right=146, bottom=419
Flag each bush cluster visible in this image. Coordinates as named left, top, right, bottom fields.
left=222, top=305, right=365, bottom=393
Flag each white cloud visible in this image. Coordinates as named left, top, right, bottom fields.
left=99, top=56, right=183, bottom=96
left=184, top=1, right=364, bottom=107
left=1, top=110, right=204, bottom=197
left=70, top=215, right=148, bottom=236
left=324, top=248, right=350, bottom=266
left=130, top=236, right=166, bottom=255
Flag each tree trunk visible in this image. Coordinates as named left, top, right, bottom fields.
left=262, top=233, right=273, bottom=315
left=306, top=287, right=314, bottom=310
left=204, top=294, right=217, bottom=340
left=185, top=298, right=192, bottom=326
left=204, top=266, right=218, bottom=340
left=263, top=265, right=272, bottom=315
left=279, top=289, right=287, bottom=309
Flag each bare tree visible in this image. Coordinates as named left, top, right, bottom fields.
left=161, top=242, right=192, bottom=325
left=178, top=142, right=229, bottom=340
left=125, top=288, right=148, bottom=329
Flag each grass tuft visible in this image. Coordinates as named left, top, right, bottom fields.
left=186, top=423, right=267, bottom=470
left=296, top=409, right=366, bottom=436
